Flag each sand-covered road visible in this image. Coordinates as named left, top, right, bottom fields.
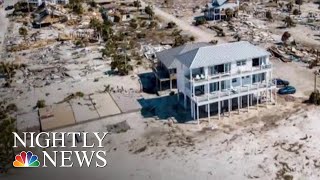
left=0, top=0, right=17, bottom=54
left=140, top=1, right=220, bottom=43
left=0, top=2, right=8, bottom=53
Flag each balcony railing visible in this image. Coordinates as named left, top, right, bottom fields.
left=192, top=82, right=276, bottom=104
left=185, top=64, right=272, bottom=83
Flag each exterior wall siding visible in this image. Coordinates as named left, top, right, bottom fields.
left=176, top=55, right=273, bottom=106
left=28, top=0, right=69, bottom=6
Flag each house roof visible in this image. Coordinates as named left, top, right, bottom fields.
left=208, top=0, right=238, bottom=9
left=176, top=41, right=270, bottom=69
left=213, top=0, right=227, bottom=6
left=156, top=42, right=211, bottom=69
left=216, top=3, right=238, bottom=9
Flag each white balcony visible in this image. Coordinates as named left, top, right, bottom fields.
left=192, top=82, right=276, bottom=106
left=186, top=64, right=272, bottom=85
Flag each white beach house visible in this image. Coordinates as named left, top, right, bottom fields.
left=204, top=0, right=239, bottom=21
left=27, top=0, right=69, bottom=6
left=175, top=41, right=276, bottom=124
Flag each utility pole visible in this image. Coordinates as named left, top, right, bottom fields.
left=315, top=49, right=320, bottom=92
left=317, top=49, right=319, bottom=65
left=27, top=0, right=30, bottom=14
left=315, top=71, right=319, bottom=92
left=124, top=35, right=128, bottom=69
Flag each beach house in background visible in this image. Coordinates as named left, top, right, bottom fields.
left=204, top=0, right=239, bottom=21
left=27, top=0, right=69, bottom=6
left=175, top=41, right=276, bottom=124
left=154, top=42, right=210, bottom=91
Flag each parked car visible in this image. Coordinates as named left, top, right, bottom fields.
left=5, top=5, right=14, bottom=10
left=278, top=86, right=296, bottom=95
left=273, top=78, right=289, bottom=86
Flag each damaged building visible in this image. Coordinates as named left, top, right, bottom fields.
left=32, top=3, right=68, bottom=28
left=203, top=0, right=239, bottom=21
left=26, top=0, right=69, bottom=6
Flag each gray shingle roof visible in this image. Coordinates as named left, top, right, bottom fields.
left=156, top=42, right=211, bottom=69
left=213, top=0, right=227, bottom=6
left=177, top=41, right=270, bottom=69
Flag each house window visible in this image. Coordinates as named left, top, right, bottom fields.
left=252, top=58, right=260, bottom=67
left=171, top=69, right=177, bottom=74
left=236, top=60, right=246, bottom=66
left=232, top=78, right=237, bottom=83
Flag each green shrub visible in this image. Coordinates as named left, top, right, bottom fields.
left=36, top=100, right=46, bottom=108
left=75, top=91, right=84, bottom=97
left=195, top=17, right=206, bottom=26
left=6, top=103, right=18, bottom=112
left=293, top=9, right=300, bottom=15
left=167, top=21, right=176, bottom=28
left=309, top=90, right=320, bottom=105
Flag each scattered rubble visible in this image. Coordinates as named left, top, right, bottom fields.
left=106, top=120, right=131, bottom=134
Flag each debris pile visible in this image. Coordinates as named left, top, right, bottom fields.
left=142, top=44, right=171, bottom=61
left=269, top=45, right=319, bottom=63
left=106, top=120, right=131, bottom=134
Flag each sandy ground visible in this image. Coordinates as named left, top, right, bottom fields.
left=4, top=101, right=320, bottom=180
left=0, top=0, right=11, bottom=54
left=272, top=59, right=320, bottom=98
left=6, top=68, right=144, bottom=113
left=145, top=0, right=320, bottom=47
left=1, top=1, right=320, bottom=179
left=141, top=0, right=221, bottom=43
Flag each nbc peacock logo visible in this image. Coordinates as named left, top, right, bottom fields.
left=13, top=151, right=40, bottom=168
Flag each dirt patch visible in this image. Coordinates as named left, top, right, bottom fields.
left=236, top=115, right=259, bottom=127
left=106, top=120, right=131, bottom=134
left=275, top=161, right=294, bottom=180
left=236, top=103, right=303, bottom=132
left=128, top=123, right=195, bottom=156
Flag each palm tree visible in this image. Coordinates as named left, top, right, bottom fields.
left=281, top=31, right=291, bottom=45
left=89, top=18, right=102, bottom=31
left=284, top=16, right=295, bottom=27
left=101, top=24, right=113, bottom=41
left=296, top=0, right=303, bottom=12
left=89, top=17, right=102, bottom=39
left=133, top=0, right=141, bottom=11
left=88, top=0, right=97, bottom=8
left=69, top=0, right=83, bottom=9
left=0, top=114, right=16, bottom=173
left=266, top=10, right=273, bottom=21
left=225, top=8, right=234, bottom=21
left=174, top=35, right=186, bottom=47
left=111, top=54, right=133, bottom=75
left=0, top=62, right=16, bottom=80
left=19, top=27, right=28, bottom=42
left=286, top=1, right=293, bottom=12
left=69, top=0, right=84, bottom=14
left=148, top=21, right=158, bottom=29
left=102, top=39, right=116, bottom=57
left=164, top=0, right=173, bottom=7
left=145, top=5, right=154, bottom=19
